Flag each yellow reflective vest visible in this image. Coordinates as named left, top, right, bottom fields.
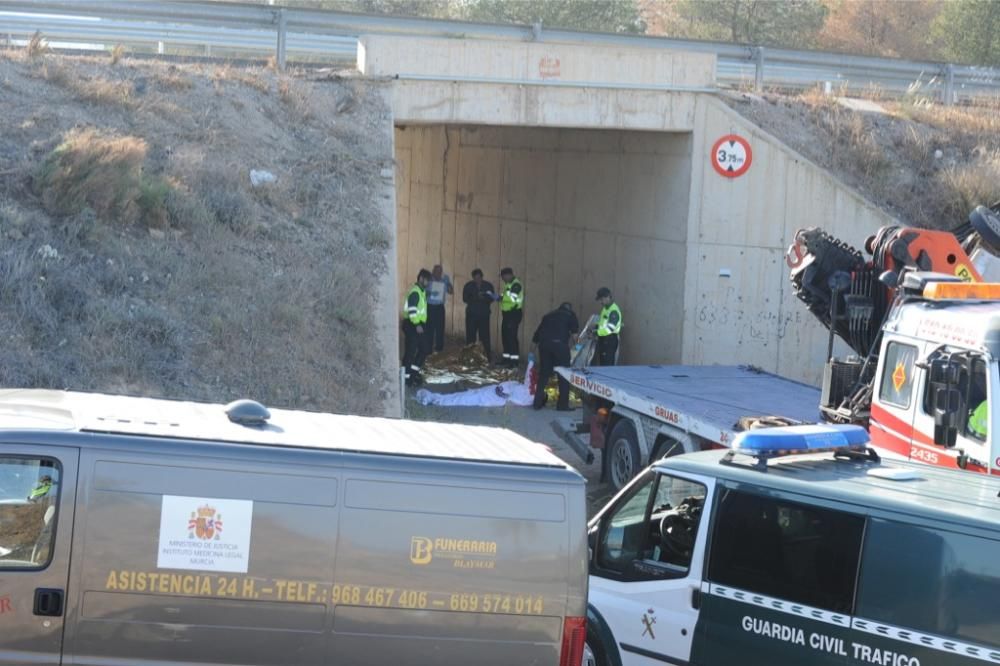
left=501, top=278, right=524, bottom=312
left=597, top=303, right=623, bottom=337
left=403, top=284, right=428, bottom=325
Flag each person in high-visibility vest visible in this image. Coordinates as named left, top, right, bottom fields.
left=499, top=267, right=524, bottom=367
left=594, top=287, right=623, bottom=366
left=968, top=399, right=987, bottom=439
left=401, top=269, right=431, bottom=386
left=28, top=474, right=53, bottom=502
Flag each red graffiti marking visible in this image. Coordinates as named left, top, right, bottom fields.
left=538, top=56, right=561, bottom=79
left=0, top=596, right=12, bottom=615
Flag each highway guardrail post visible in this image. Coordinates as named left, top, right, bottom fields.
left=943, top=63, right=954, bottom=106
left=753, top=46, right=764, bottom=92
left=276, top=8, right=287, bottom=71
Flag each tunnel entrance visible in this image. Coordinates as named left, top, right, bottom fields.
left=395, top=124, right=692, bottom=365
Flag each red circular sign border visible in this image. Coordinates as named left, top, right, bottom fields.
left=711, top=134, right=753, bottom=178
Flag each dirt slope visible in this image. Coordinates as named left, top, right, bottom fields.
left=0, top=50, right=396, bottom=415
left=725, top=90, right=1000, bottom=230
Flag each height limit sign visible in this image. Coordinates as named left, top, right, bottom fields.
left=711, top=134, right=752, bottom=178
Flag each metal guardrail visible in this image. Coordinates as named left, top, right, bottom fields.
left=1, top=0, right=999, bottom=103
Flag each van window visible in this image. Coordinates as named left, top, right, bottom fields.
left=879, top=342, right=917, bottom=408
left=707, top=488, right=864, bottom=614
left=597, top=471, right=707, bottom=580
left=0, top=457, right=60, bottom=569
left=857, top=519, right=1000, bottom=648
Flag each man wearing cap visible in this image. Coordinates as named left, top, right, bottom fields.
left=401, top=269, right=432, bottom=386
left=499, top=267, right=524, bottom=367
left=532, top=302, right=579, bottom=411
left=595, top=287, right=623, bottom=366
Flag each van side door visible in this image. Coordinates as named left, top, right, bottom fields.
left=0, top=445, right=79, bottom=665
left=588, top=468, right=714, bottom=665
left=693, top=485, right=865, bottom=666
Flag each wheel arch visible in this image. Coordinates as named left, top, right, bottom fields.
left=651, top=426, right=699, bottom=460
left=587, top=603, right=623, bottom=666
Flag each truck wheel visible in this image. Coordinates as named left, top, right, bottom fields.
left=652, top=436, right=684, bottom=460
left=607, top=420, right=640, bottom=491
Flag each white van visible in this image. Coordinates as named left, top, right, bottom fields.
left=584, top=424, right=1000, bottom=666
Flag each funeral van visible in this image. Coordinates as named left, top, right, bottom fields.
left=0, top=389, right=588, bottom=666
left=583, top=424, right=1000, bottom=666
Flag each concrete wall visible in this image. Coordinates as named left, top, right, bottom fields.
left=682, top=97, right=896, bottom=384
left=360, top=35, right=715, bottom=89
left=396, top=125, right=692, bottom=364
left=370, top=36, right=899, bottom=386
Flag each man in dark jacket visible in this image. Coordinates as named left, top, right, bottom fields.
left=462, top=268, right=496, bottom=362
left=532, top=302, right=579, bottom=411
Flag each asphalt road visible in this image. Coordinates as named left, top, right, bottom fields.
left=406, top=393, right=617, bottom=517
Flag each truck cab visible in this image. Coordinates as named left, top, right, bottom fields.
left=869, top=279, right=999, bottom=475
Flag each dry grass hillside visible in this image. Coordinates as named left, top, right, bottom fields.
left=0, top=47, right=396, bottom=415
left=727, top=90, right=1000, bottom=230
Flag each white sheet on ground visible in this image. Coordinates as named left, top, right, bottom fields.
left=416, top=362, right=535, bottom=407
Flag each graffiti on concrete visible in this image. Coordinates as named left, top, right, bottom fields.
left=695, top=287, right=804, bottom=347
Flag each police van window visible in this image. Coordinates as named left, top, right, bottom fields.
left=707, top=488, right=864, bottom=614
left=597, top=471, right=707, bottom=580
left=879, top=342, right=917, bottom=408
left=857, top=520, right=1000, bottom=649
left=0, top=457, right=60, bottom=569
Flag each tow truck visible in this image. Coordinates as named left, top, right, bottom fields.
left=556, top=205, right=1000, bottom=489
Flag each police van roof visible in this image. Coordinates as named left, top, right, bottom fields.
left=659, top=449, right=1000, bottom=531
left=0, top=389, right=573, bottom=471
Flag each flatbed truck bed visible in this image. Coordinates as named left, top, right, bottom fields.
left=553, top=364, right=821, bottom=489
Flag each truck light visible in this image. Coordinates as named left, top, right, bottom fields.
left=596, top=408, right=609, bottom=423
left=559, top=616, right=586, bottom=666
left=923, top=281, right=1000, bottom=300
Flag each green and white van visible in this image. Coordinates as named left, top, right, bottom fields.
left=584, top=424, right=1000, bottom=666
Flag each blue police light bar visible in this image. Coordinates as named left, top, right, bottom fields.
left=730, top=424, right=871, bottom=463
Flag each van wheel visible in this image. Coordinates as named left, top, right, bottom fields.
left=652, top=436, right=685, bottom=461
left=607, top=420, right=640, bottom=491
left=583, top=629, right=609, bottom=666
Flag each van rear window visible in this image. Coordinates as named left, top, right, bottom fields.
left=0, top=457, right=61, bottom=569
left=857, top=519, right=1000, bottom=649
left=707, top=488, right=864, bottom=614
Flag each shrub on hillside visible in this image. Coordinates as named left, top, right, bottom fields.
left=35, top=128, right=170, bottom=227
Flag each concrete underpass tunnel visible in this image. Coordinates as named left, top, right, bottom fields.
left=395, top=124, right=692, bottom=366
